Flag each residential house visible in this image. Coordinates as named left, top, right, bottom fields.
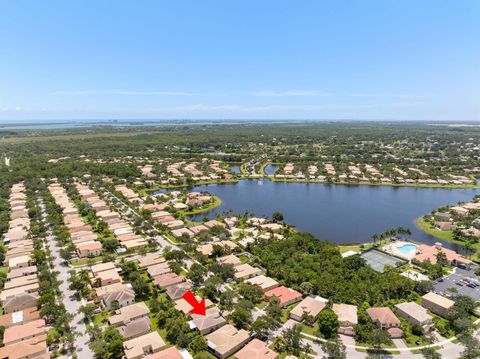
left=204, top=220, right=225, bottom=229
left=235, top=339, right=277, bottom=359
left=171, top=228, right=194, bottom=239
left=76, top=241, right=103, bottom=258
left=91, top=262, right=116, bottom=276
left=0, top=285, right=39, bottom=303
left=189, top=307, right=226, bottom=335
left=137, top=255, right=166, bottom=269
left=4, top=274, right=39, bottom=290
left=91, top=268, right=122, bottom=287
left=395, top=302, right=433, bottom=330
left=264, top=286, right=302, bottom=308
left=117, top=317, right=151, bottom=339
left=188, top=225, right=209, bottom=235
left=290, top=296, right=327, bottom=322
left=3, top=319, right=46, bottom=345
left=147, top=263, right=172, bottom=277
left=8, top=255, right=31, bottom=270
left=144, top=347, right=183, bottom=359
left=166, top=282, right=192, bottom=301
left=366, top=307, right=403, bottom=338
left=7, top=266, right=37, bottom=280
left=217, top=254, right=242, bottom=267
left=245, top=275, right=278, bottom=293
left=123, top=332, right=167, bottom=359
left=421, top=292, right=454, bottom=318
left=0, top=307, right=40, bottom=328
left=0, top=340, right=47, bottom=359
left=259, top=223, right=282, bottom=234
left=109, top=302, right=150, bottom=327
left=234, top=264, right=262, bottom=280
left=96, top=283, right=135, bottom=310
left=153, top=273, right=186, bottom=289
left=206, top=324, right=250, bottom=359
left=2, top=293, right=38, bottom=314
left=332, top=304, right=358, bottom=336
left=175, top=296, right=213, bottom=314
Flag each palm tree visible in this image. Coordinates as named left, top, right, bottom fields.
left=464, top=241, right=475, bottom=259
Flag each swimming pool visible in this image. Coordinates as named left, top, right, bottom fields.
left=397, top=243, right=417, bottom=255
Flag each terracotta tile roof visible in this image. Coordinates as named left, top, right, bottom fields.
left=0, top=307, right=40, bottom=328
left=332, top=303, right=358, bottom=325
left=264, top=286, right=302, bottom=307
left=109, top=302, right=150, bottom=326
left=0, top=339, right=47, bottom=359
left=367, top=307, right=401, bottom=326
left=290, top=296, right=327, bottom=319
left=153, top=273, right=185, bottom=289
left=144, top=346, right=183, bottom=359
left=206, top=324, right=250, bottom=358
left=422, top=292, right=454, bottom=309
left=236, top=338, right=277, bottom=359
left=123, top=331, right=166, bottom=359
left=189, top=307, right=226, bottom=334
left=117, top=316, right=151, bottom=339
left=3, top=319, right=46, bottom=345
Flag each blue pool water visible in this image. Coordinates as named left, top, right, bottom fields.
left=398, top=244, right=417, bottom=255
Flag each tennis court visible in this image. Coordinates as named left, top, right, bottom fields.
left=360, top=249, right=407, bottom=273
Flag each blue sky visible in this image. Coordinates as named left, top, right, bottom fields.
left=0, top=0, right=479, bottom=121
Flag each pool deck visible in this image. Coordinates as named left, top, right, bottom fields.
left=382, top=240, right=418, bottom=260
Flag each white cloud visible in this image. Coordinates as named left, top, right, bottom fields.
left=53, top=90, right=193, bottom=96
left=144, top=103, right=338, bottom=113
left=348, top=93, right=430, bottom=98
left=251, top=90, right=331, bottom=97
left=15, top=106, right=22, bottom=111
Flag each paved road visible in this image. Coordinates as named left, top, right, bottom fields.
left=40, top=199, right=95, bottom=359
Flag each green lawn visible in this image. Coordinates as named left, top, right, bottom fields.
left=180, top=196, right=222, bottom=216
left=280, top=302, right=298, bottom=323
left=416, top=217, right=454, bottom=241
left=238, top=254, right=250, bottom=264
left=92, top=312, right=109, bottom=328
left=70, top=256, right=104, bottom=266
left=149, top=314, right=170, bottom=344
left=299, top=323, right=318, bottom=336
left=416, top=217, right=480, bottom=251
left=338, top=243, right=373, bottom=253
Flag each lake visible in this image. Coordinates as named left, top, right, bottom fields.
left=185, top=179, right=479, bottom=249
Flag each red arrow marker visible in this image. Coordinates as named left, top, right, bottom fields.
left=182, top=290, right=206, bottom=316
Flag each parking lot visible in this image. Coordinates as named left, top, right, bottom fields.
left=434, top=265, right=480, bottom=301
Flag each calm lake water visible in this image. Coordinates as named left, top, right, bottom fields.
left=186, top=179, right=479, bottom=249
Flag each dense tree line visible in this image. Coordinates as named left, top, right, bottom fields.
left=250, top=232, right=421, bottom=305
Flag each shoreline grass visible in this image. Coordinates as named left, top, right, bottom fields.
left=269, top=176, right=478, bottom=189
left=180, top=195, right=222, bottom=216
left=416, top=217, right=480, bottom=251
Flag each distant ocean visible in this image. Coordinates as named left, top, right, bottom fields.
left=0, top=119, right=291, bottom=130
